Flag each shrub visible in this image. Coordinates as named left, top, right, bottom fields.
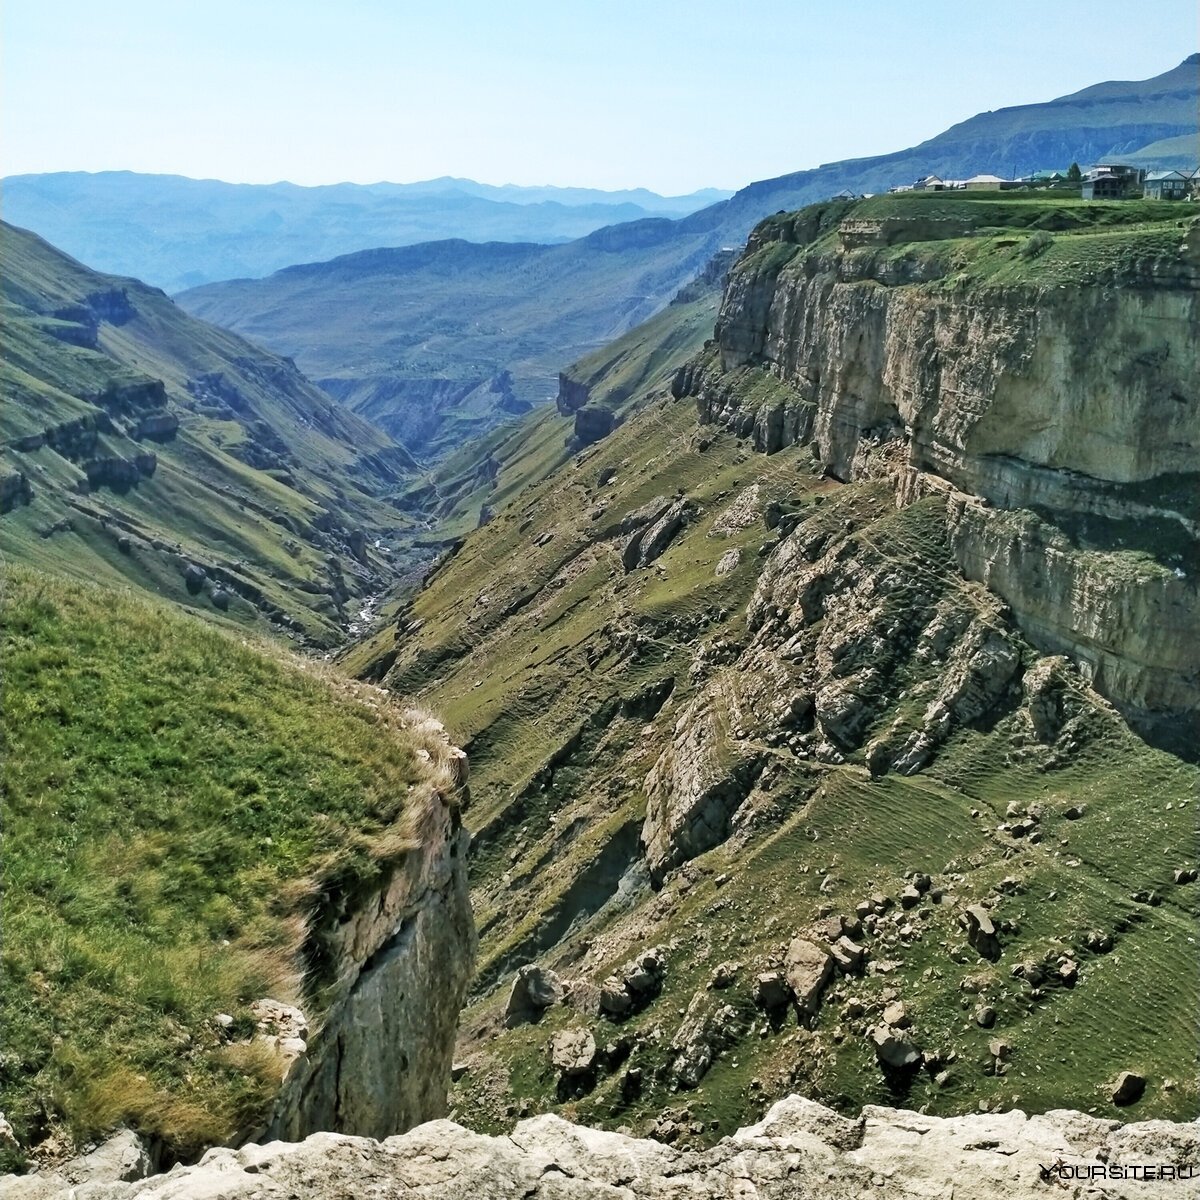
left=1020, top=230, right=1054, bottom=258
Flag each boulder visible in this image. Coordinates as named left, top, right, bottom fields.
left=549, top=1028, right=597, bottom=1079
left=574, top=404, right=616, bottom=447
left=1, top=1128, right=154, bottom=1193
left=961, top=904, right=1001, bottom=960
left=1112, top=1071, right=1146, bottom=1107
left=622, top=498, right=693, bottom=571
left=870, top=1025, right=921, bottom=1070
left=667, top=1002, right=742, bottom=1089
left=599, top=981, right=634, bottom=1018
left=504, top=964, right=564, bottom=1027
left=0, top=1113, right=16, bottom=1153
left=830, top=935, right=866, bottom=974
left=784, top=938, right=833, bottom=1016
left=63, top=1130, right=155, bottom=1185
left=754, top=970, right=790, bottom=1011
left=715, top=549, right=741, bottom=577
left=597, top=948, right=666, bottom=1019
left=250, top=997, right=308, bottom=1042
left=708, top=961, right=739, bottom=990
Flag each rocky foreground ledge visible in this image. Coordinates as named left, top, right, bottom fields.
left=6, top=1096, right=1198, bottom=1199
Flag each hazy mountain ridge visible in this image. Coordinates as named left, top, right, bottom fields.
left=0, top=172, right=730, bottom=291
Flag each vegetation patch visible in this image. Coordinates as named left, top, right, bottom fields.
left=1, top=566, right=428, bottom=1166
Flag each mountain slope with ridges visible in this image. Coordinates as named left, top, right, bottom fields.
left=0, top=222, right=423, bottom=646
left=342, top=193, right=1199, bottom=1145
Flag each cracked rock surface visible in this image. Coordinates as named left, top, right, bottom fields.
left=10, top=1095, right=1197, bottom=1199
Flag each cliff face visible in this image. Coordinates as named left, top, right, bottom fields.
left=265, top=715, right=476, bottom=1142
left=681, top=201, right=1200, bottom=742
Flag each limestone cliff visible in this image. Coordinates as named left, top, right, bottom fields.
left=678, top=199, right=1200, bottom=743
left=10, top=1096, right=1197, bottom=1199
left=264, top=714, right=475, bottom=1142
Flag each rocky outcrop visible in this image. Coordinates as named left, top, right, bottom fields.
left=82, top=453, right=157, bottom=494
left=262, top=714, right=475, bottom=1143
left=947, top=501, right=1197, bottom=738
left=94, top=379, right=168, bottom=419
left=556, top=373, right=620, bottom=447
left=680, top=207, right=1200, bottom=742
left=13, top=414, right=109, bottom=460
left=132, top=413, right=179, bottom=442
left=664, top=996, right=743, bottom=1088
left=554, top=373, right=590, bottom=416
left=572, top=404, right=616, bottom=447
left=21, top=1095, right=1198, bottom=1199
left=642, top=676, right=764, bottom=883
left=621, top=497, right=694, bottom=571
left=671, top=247, right=738, bottom=305
left=0, top=472, right=33, bottom=513
left=53, top=287, right=136, bottom=330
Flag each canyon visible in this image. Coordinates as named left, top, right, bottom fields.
left=4, top=103, right=1200, bottom=1200
left=332, top=192, right=1199, bottom=1153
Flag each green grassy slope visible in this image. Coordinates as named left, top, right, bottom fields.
left=744, top=190, right=1193, bottom=287
left=0, top=566, right=440, bottom=1166
left=1123, top=131, right=1200, bottom=169
left=358, top=381, right=1199, bottom=1141
left=344, top=199, right=1200, bottom=1143
left=1, top=222, right=422, bottom=647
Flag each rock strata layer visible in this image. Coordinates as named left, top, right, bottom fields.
left=678, top=207, right=1200, bottom=743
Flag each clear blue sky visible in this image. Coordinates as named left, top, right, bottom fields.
left=2, top=0, right=1195, bottom=193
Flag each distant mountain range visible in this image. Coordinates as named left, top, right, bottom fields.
left=176, top=55, right=1199, bottom=461
left=0, top=173, right=731, bottom=291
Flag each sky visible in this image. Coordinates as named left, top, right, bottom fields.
left=2, top=1, right=1196, bottom=195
